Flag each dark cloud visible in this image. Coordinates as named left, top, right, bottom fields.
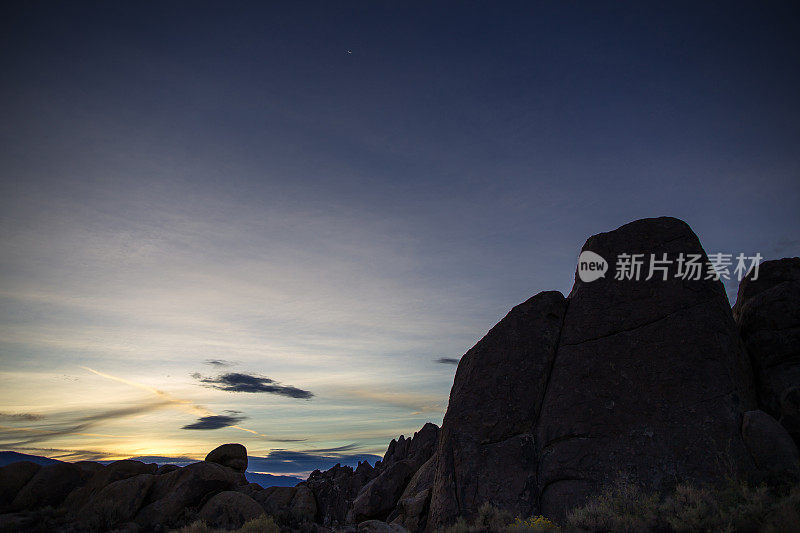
left=181, top=414, right=246, bottom=430
left=204, top=359, right=235, bottom=367
left=0, top=412, right=45, bottom=422
left=195, top=372, right=313, bottom=399
left=435, top=357, right=460, bottom=365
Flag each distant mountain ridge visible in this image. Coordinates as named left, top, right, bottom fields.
left=0, top=451, right=302, bottom=487
left=0, top=451, right=62, bottom=467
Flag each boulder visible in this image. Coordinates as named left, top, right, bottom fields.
left=236, top=482, right=264, bottom=498
left=428, top=290, right=566, bottom=527
left=391, top=456, right=437, bottom=530
left=535, top=217, right=758, bottom=519
left=741, top=410, right=800, bottom=481
left=198, top=490, right=265, bottom=530
left=0, top=462, right=40, bottom=507
left=155, top=464, right=180, bottom=475
left=291, top=484, right=318, bottom=522
left=134, top=461, right=241, bottom=529
left=74, top=461, right=104, bottom=474
left=64, top=459, right=157, bottom=510
left=205, top=443, right=248, bottom=473
left=79, top=473, right=155, bottom=530
left=252, top=485, right=297, bottom=514
left=11, top=462, right=90, bottom=510
left=733, top=257, right=800, bottom=445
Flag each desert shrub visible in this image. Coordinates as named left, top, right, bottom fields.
left=438, top=502, right=515, bottom=532
left=565, top=475, right=800, bottom=533
left=236, top=515, right=280, bottom=533
left=564, top=478, right=661, bottom=532
left=438, top=503, right=560, bottom=532
left=174, top=520, right=216, bottom=533
left=173, top=515, right=279, bottom=533
left=507, top=515, right=559, bottom=531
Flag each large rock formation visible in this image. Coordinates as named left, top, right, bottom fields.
left=535, top=217, right=760, bottom=519
left=733, top=257, right=800, bottom=445
left=426, top=217, right=797, bottom=527
left=428, top=291, right=566, bottom=527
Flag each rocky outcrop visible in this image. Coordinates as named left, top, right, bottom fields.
left=350, top=423, right=439, bottom=524
left=198, top=490, right=265, bottom=529
left=11, top=462, right=91, bottom=511
left=0, top=444, right=266, bottom=531
left=0, top=462, right=40, bottom=508
left=289, top=423, right=440, bottom=530
left=78, top=473, right=155, bottom=529
left=426, top=217, right=799, bottom=528
left=733, top=257, right=800, bottom=445
left=205, top=443, right=248, bottom=473
left=63, top=459, right=157, bottom=510
left=135, top=460, right=245, bottom=529
left=741, top=410, right=800, bottom=482
left=535, top=217, right=760, bottom=519
left=429, top=291, right=566, bottom=527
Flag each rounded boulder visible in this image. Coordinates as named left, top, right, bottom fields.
left=205, top=443, right=248, bottom=473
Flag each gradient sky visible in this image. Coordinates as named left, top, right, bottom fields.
left=1, top=2, right=799, bottom=474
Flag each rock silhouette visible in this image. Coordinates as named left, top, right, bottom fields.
left=733, top=257, right=800, bottom=446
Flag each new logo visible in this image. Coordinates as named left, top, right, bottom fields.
left=577, top=251, right=608, bottom=282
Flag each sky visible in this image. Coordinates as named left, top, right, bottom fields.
left=0, top=2, right=798, bottom=475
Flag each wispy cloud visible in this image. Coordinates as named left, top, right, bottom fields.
left=344, top=388, right=444, bottom=415
left=81, top=367, right=302, bottom=441
left=13, top=446, right=120, bottom=462
left=435, top=357, right=460, bottom=365
left=194, top=372, right=314, bottom=399
left=0, top=401, right=169, bottom=449
left=81, top=366, right=211, bottom=417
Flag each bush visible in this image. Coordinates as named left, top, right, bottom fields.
left=437, top=477, right=800, bottom=532
left=437, top=503, right=558, bottom=532
left=438, top=502, right=515, bottom=532
left=173, top=515, right=279, bottom=533
left=565, top=476, right=800, bottom=532
left=507, top=515, right=559, bottom=531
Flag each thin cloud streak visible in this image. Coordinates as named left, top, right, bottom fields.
left=0, top=401, right=168, bottom=448
left=343, top=388, right=445, bottom=415
left=81, top=367, right=305, bottom=442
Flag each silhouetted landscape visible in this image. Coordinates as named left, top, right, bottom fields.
left=2, top=1, right=799, bottom=532
left=2, top=217, right=799, bottom=531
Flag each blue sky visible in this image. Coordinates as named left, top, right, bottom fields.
left=1, top=1, right=798, bottom=472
